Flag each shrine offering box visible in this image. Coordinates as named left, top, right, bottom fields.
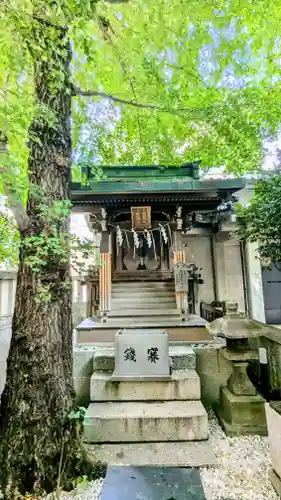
left=112, top=329, right=171, bottom=381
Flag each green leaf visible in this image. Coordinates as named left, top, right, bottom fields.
left=68, top=407, right=87, bottom=421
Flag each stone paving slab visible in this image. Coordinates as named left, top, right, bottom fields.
left=100, top=466, right=206, bottom=500
left=87, top=441, right=216, bottom=468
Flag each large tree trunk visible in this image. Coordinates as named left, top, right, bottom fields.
left=0, top=24, right=104, bottom=498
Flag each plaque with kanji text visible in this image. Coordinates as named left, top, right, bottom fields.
left=131, top=206, right=151, bottom=230
left=173, top=261, right=190, bottom=293
left=112, top=329, right=171, bottom=381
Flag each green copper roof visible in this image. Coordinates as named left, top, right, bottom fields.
left=71, top=162, right=245, bottom=198
left=80, top=162, right=200, bottom=181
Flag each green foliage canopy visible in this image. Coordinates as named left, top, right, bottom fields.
left=1, top=0, right=281, bottom=265
left=73, top=0, right=281, bottom=172
left=236, top=174, right=281, bottom=266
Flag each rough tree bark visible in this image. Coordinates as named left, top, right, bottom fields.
left=0, top=23, right=104, bottom=499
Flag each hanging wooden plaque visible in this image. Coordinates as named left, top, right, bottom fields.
left=173, top=261, right=190, bottom=293
left=131, top=206, right=151, bottom=230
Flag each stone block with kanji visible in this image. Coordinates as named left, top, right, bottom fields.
left=112, top=329, right=171, bottom=381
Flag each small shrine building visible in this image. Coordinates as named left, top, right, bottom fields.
left=71, top=162, right=246, bottom=342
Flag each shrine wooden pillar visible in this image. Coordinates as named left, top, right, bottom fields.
left=173, top=250, right=189, bottom=313
left=99, top=232, right=112, bottom=316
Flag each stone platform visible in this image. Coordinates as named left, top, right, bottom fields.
left=90, top=369, right=200, bottom=401
left=217, top=387, right=267, bottom=437
left=84, top=400, right=208, bottom=442
left=88, top=441, right=215, bottom=467
left=83, top=344, right=216, bottom=467
left=76, top=316, right=209, bottom=343
left=77, top=279, right=208, bottom=342
left=92, top=344, right=196, bottom=372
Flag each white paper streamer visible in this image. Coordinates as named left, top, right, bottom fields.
left=159, top=223, right=168, bottom=244
left=132, top=229, right=140, bottom=249
left=116, top=225, right=123, bottom=246
left=144, top=229, right=152, bottom=248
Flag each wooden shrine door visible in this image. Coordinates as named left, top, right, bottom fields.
left=115, top=230, right=170, bottom=273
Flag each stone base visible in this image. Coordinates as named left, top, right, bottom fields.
left=217, top=412, right=268, bottom=437
left=91, top=370, right=201, bottom=401
left=111, top=374, right=172, bottom=382
left=84, top=400, right=208, bottom=443
left=269, top=469, right=281, bottom=498
left=87, top=441, right=216, bottom=468
left=216, top=387, right=267, bottom=436
left=92, top=344, right=196, bottom=372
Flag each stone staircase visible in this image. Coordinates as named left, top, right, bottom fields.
left=84, top=345, right=215, bottom=467
left=101, top=281, right=188, bottom=328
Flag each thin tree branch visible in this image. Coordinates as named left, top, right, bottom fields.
left=98, top=16, right=143, bottom=143
left=0, top=210, right=18, bottom=230
left=164, top=62, right=200, bottom=82
left=109, top=16, right=200, bottom=92
left=0, top=88, right=33, bottom=99
left=9, top=200, right=30, bottom=232
left=31, top=15, right=67, bottom=32
left=72, top=84, right=200, bottom=115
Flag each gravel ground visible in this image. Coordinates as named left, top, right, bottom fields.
left=39, top=410, right=278, bottom=500
left=201, top=409, right=278, bottom=500
left=43, top=478, right=104, bottom=500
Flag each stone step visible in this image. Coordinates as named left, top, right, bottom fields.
left=107, top=309, right=181, bottom=317
left=83, top=400, right=208, bottom=443
left=92, top=345, right=196, bottom=372
left=113, top=271, right=172, bottom=281
left=111, top=299, right=175, bottom=305
left=112, top=287, right=174, bottom=292
left=112, top=283, right=173, bottom=286
left=111, top=290, right=175, bottom=300
left=90, top=370, right=201, bottom=401
left=112, top=292, right=175, bottom=295
left=100, top=318, right=188, bottom=327
left=112, top=282, right=174, bottom=289
left=111, top=298, right=176, bottom=306
left=112, top=292, right=174, bottom=297
left=110, top=302, right=177, bottom=310
left=87, top=441, right=216, bottom=467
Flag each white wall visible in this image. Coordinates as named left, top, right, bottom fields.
left=182, top=232, right=246, bottom=314
left=235, top=183, right=265, bottom=320
left=245, top=242, right=265, bottom=322
left=0, top=273, right=16, bottom=318
left=184, top=236, right=215, bottom=313
left=213, top=237, right=245, bottom=311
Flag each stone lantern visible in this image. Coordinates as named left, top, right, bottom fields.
left=206, top=301, right=268, bottom=436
